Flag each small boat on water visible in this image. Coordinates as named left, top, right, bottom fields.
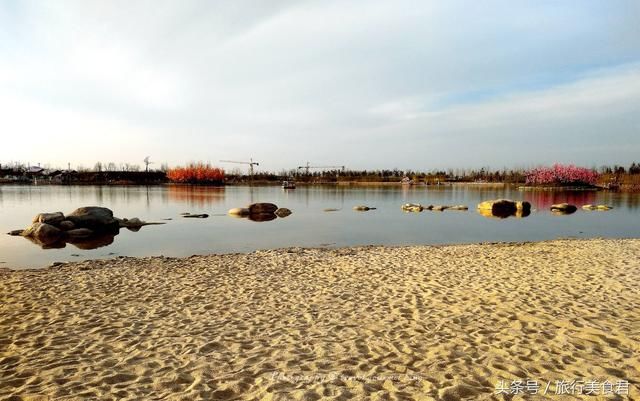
left=282, top=180, right=296, bottom=189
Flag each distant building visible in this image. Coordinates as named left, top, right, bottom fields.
left=26, top=166, right=45, bottom=175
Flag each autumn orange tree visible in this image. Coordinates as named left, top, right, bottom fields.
left=166, top=162, right=225, bottom=184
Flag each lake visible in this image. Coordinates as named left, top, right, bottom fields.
left=1, top=184, right=639, bottom=269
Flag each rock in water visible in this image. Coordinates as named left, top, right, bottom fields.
left=22, top=222, right=63, bottom=245
left=353, top=206, right=376, bottom=211
left=401, top=203, right=423, bottom=212
left=275, top=208, right=292, bottom=218
left=7, top=229, right=24, bottom=236
left=182, top=214, right=209, bottom=218
left=58, top=220, right=75, bottom=231
left=448, top=205, right=469, bottom=211
left=550, top=203, right=577, bottom=214
left=582, top=204, right=613, bottom=211
left=65, top=207, right=119, bottom=233
left=478, top=199, right=517, bottom=214
left=516, top=201, right=531, bottom=212
left=477, top=199, right=530, bottom=218
left=115, top=217, right=166, bottom=230
left=32, top=212, right=65, bottom=225
left=119, top=218, right=141, bottom=227
left=228, top=208, right=250, bottom=217
left=432, top=205, right=448, bottom=211
left=248, top=203, right=278, bottom=214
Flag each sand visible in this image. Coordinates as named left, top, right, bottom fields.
left=1, top=239, right=639, bottom=401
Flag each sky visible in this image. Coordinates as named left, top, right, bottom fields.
left=1, top=0, right=639, bottom=172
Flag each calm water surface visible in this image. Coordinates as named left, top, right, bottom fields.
left=1, top=184, right=639, bottom=269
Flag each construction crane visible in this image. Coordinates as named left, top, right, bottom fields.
left=220, top=158, right=260, bottom=179
left=297, top=162, right=345, bottom=176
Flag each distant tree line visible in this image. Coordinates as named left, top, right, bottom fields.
left=2, top=161, right=640, bottom=190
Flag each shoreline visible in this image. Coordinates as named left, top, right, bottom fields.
left=1, top=238, right=639, bottom=400
left=4, top=236, right=640, bottom=272
left=1, top=180, right=634, bottom=190
left=0, top=236, right=636, bottom=270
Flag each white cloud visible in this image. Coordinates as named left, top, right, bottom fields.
left=0, top=0, right=639, bottom=169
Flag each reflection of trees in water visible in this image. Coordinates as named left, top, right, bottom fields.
left=602, top=191, right=640, bottom=210
left=522, top=191, right=598, bottom=210
left=167, top=185, right=225, bottom=207
left=522, top=189, right=640, bottom=210
left=288, top=185, right=346, bottom=209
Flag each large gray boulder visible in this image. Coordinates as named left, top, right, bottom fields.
left=32, top=212, right=65, bottom=225
left=65, top=207, right=119, bottom=233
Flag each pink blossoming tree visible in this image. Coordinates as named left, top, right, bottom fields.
left=525, top=164, right=599, bottom=186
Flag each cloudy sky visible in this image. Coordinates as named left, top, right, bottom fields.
left=1, top=0, right=639, bottom=172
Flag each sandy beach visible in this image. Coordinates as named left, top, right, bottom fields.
left=1, top=239, right=639, bottom=400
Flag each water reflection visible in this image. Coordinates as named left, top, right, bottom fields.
left=167, top=185, right=225, bottom=207
left=18, top=224, right=150, bottom=250
left=248, top=213, right=278, bottom=222
left=23, top=231, right=116, bottom=250
left=1, top=184, right=639, bottom=269
left=524, top=191, right=598, bottom=210
left=551, top=209, right=577, bottom=216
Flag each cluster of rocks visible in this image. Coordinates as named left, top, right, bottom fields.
left=7, top=207, right=163, bottom=249
left=401, top=203, right=468, bottom=212
left=353, top=206, right=377, bottom=211
left=551, top=203, right=613, bottom=214
left=582, top=204, right=613, bottom=211
left=228, top=203, right=292, bottom=222
left=477, top=199, right=531, bottom=218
